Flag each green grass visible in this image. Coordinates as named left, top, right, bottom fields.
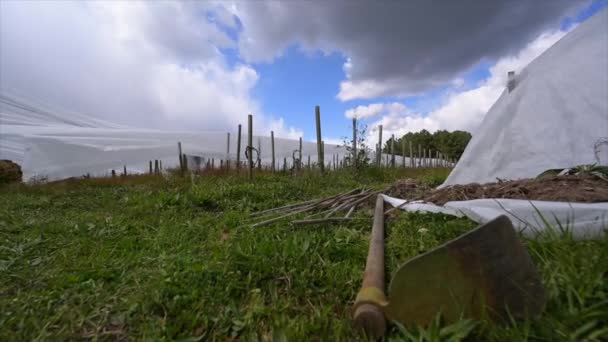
left=0, top=168, right=606, bottom=341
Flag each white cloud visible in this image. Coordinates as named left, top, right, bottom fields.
left=353, top=28, right=570, bottom=145
left=0, top=1, right=300, bottom=138
left=428, top=29, right=569, bottom=133
left=229, top=1, right=582, bottom=100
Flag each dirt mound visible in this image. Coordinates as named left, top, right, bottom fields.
left=0, top=160, right=22, bottom=184
left=388, top=175, right=608, bottom=205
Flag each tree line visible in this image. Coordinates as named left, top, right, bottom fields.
left=383, top=129, right=472, bottom=160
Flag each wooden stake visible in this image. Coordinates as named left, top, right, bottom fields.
left=271, top=130, right=275, bottom=172
left=123, top=165, right=127, bottom=176
left=402, top=139, right=406, bottom=167
left=111, top=169, right=116, bottom=178
left=390, top=134, right=395, bottom=168
left=409, top=141, right=413, bottom=168
left=226, top=132, right=230, bottom=170
left=236, top=124, right=242, bottom=171
left=315, top=105, right=324, bottom=173
left=248, top=114, right=253, bottom=181
left=149, top=160, right=153, bottom=174
left=154, top=160, right=159, bottom=174
left=178, top=142, right=183, bottom=175
left=257, top=138, right=262, bottom=170
left=353, top=117, right=357, bottom=169
left=377, top=125, right=383, bottom=166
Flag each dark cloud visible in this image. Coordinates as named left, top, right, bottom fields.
left=234, top=0, right=585, bottom=99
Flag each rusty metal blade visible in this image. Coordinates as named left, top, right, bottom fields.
left=385, top=215, right=545, bottom=327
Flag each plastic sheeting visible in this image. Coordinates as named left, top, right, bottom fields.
left=382, top=194, right=607, bottom=240
left=441, top=10, right=608, bottom=188
left=0, top=93, right=351, bottom=181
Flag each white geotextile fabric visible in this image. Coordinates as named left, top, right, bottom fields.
left=0, top=93, right=352, bottom=181
left=441, top=10, right=608, bottom=188
left=382, top=194, right=608, bottom=240
left=9, top=126, right=349, bottom=181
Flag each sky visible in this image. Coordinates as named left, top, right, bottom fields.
left=1, top=0, right=606, bottom=145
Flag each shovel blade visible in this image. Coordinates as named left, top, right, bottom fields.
left=386, top=215, right=545, bottom=327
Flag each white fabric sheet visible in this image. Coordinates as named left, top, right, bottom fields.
left=382, top=194, right=607, bottom=240
left=441, top=10, right=608, bottom=187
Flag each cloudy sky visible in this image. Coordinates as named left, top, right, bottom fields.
left=0, top=1, right=606, bottom=143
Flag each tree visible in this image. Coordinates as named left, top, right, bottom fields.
left=342, top=122, right=371, bottom=168
left=383, top=129, right=472, bottom=161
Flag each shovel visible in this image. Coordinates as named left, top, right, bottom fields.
left=353, top=196, right=546, bottom=338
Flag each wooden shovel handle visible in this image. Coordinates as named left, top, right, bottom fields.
left=353, top=195, right=387, bottom=338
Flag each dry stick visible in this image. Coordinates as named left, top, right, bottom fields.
left=249, top=189, right=361, bottom=222
left=344, top=204, right=357, bottom=218
left=384, top=200, right=410, bottom=216
left=291, top=217, right=364, bottom=226
left=250, top=198, right=319, bottom=217
left=250, top=194, right=351, bottom=228
left=325, top=189, right=382, bottom=218
left=353, top=196, right=386, bottom=338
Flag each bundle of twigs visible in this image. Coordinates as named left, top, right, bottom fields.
left=248, top=188, right=384, bottom=227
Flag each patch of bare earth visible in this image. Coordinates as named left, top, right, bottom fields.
left=387, top=175, right=608, bottom=205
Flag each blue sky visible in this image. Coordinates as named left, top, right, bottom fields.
left=1, top=0, right=606, bottom=143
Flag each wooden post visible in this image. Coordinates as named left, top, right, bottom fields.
left=123, top=165, right=127, bottom=176
left=178, top=142, right=183, bottom=175
left=315, top=106, right=324, bottom=173
left=321, top=140, right=325, bottom=169
left=183, top=154, right=188, bottom=171
left=299, top=137, right=303, bottom=170
left=257, top=138, right=262, bottom=170
left=159, top=160, right=162, bottom=171
left=409, top=141, right=413, bottom=168
left=283, top=157, right=287, bottom=172
left=418, top=144, right=422, bottom=168
left=353, top=117, right=357, bottom=169
left=236, top=124, right=242, bottom=171
left=271, top=130, right=275, bottom=172
left=390, top=134, right=395, bottom=168
left=248, top=115, right=253, bottom=180
left=226, top=132, right=230, bottom=170
left=111, top=169, right=116, bottom=178
left=307, top=155, right=311, bottom=169
left=377, top=125, right=383, bottom=166
left=154, top=160, right=159, bottom=174
left=149, top=160, right=153, bottom=174
left=402, top=139, right=406, bottom=167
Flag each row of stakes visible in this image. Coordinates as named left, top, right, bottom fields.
left=108, top=107, right=455, bottom=179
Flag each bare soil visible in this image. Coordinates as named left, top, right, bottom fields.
left=387, top=175, right=608, bottom=205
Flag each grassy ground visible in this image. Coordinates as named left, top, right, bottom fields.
left=1, top=168, right=606, bottom=341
